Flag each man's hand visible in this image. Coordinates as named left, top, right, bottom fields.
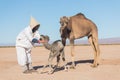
left=32, top=38, right=40, bottom=43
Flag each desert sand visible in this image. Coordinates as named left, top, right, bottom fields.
left=0, top=45, right=120, bottom=80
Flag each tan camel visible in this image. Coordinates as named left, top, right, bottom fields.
left=59, top=13, right=100, bottom=68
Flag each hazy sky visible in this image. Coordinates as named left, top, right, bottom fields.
left=0, top=0, right=120, bottom=44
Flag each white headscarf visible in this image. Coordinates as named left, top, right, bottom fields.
left=30, top=16, right=40, bottom=29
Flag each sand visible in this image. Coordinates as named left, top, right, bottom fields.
left=0, top=45, right=120, bottom=80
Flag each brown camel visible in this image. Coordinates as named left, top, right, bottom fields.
left=59, top=13, right=100, bottom=68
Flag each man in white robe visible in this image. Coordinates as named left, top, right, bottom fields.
left=16, top=16, right=42, bottom=73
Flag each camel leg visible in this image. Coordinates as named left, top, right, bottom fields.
left=52, top=50, right=68, bottom=73
left=48, top=52, right=62, bottom=74
left=41, top=62, right=51, bottom=74
left=70, top=39, right=75, bottom=69
left=41, top=54, right=53, bottom=74
left=48, top=51, right=62, bottom=74
left=56, top=49, right=68, bottom=70
left=93, top=36, right=100, bottom=65
left=88, top=36, right=100, bottom=67
left=61, top=49, right=68, bottom=71
left=56, top=54, right=61, bottom=68
left=41, top=64, right=48, bottom=74
left=41, top=52, right=54, bottom=74
left=41, top=56, right=52, bottom=74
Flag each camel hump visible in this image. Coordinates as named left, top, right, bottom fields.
left=75, top=13, right=86, bottom=19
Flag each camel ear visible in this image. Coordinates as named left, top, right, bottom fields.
left=60, top=17, right=64, bottom=23
left=64, top=17, right=69, bottom=23
left=45, top=35, right=50, bottom=41
left=66, top=17, right=71, bottom=30
left=60, top=17, right=63, bottom=21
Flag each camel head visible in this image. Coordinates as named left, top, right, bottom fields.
left=59, top=16, right=70, bottom=38
left=59, top=16, right=71, bottom=46
left=40, top=35, right=50, bottom=43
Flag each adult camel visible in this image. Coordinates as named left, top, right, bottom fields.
left=59, top=13, right=100, bottom=68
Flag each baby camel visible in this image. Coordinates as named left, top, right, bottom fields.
left=40, top=35, right=68, bottom=74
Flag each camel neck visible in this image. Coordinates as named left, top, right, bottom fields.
left=43, top=43, right=51, bottom=50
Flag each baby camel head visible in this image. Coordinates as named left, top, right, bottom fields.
left=40, top=35, right=50, bottom=43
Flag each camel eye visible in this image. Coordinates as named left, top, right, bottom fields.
left=59, top=21, right=62, bottom=23
left=60, top=22, right=64, bottom=26
left=62, top=23, right=64, bottom=26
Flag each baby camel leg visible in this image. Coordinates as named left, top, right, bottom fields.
left=41, top=52, right=54, bottom=74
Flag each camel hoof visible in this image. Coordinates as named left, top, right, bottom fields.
left=29, top=69, right=38, bottom=73
left=48, top=70, right=54, bottom=74
left=70, top=65, right=76, bottom=69
left=91, top=64, right=99, bottom=68
left=57, top=66, right=61, bottom=68
left=64, top=66, right=69, bottom=72
left=41, top=71, right=47, bottom=74
left=41, top=70, right=48, bottom=74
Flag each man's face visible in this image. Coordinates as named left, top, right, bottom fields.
left=32, top=25, right=39, bottom=33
